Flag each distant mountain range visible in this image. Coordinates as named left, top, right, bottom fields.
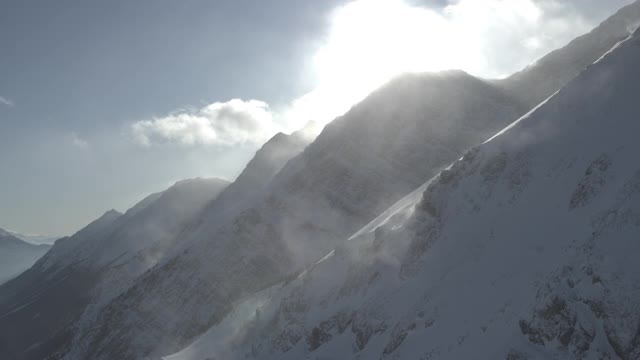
left=1, top=228, right=60, bottom=245
left=1, top=2, right=640, bottom=360
left=0, top=228, right=51, bottom=285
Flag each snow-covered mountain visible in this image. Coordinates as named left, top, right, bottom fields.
left=0, top=127, right=312, bottom=360
left=168, top=26, right=640, bottom=360
left=0, top=229, right=51, bottom=285
left=0, top=178, right=229, bottom=360
left=44, top=5, right=640, bottom=359
left=3, top=3, right=640, bottom=360
left=71, top=70, right=528, bottom=359
left=0, top=209, right=122, bottom=360
left=193, top=127, right=314, bottom=226
left=4, top=230, right=60, bottom=245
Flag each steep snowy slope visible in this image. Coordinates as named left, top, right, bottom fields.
left=0, top=229, right=51, bottom=285
left=4, top=4, right=639, bottom=360
left=0, top=178, right=228, bottom=360
left=501, top=0, right=640, bottom=109
left=74, top=70, right=528, bottom=360
left=169, top=28, right=640, bottom=360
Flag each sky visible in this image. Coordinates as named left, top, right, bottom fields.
left=0, top=0, right=635, bottom=236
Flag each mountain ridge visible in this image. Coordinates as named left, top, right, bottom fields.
left=2, top=4, right=640, bottom=360
left=167, top=23, right=640, bottom=360
left=61, top=6, right=640, bottom=358
left=500, top=0, right=640, bottom=108
left=0, top=230, right=51, bottom=285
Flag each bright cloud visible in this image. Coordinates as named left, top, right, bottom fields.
left=0, top=96, right=14, bottom=107
left=131, top=99, right=280, bottom=147
left=70, top=132, right=89, bottom=148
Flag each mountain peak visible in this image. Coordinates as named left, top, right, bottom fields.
left=103, top=209, right=122, bottom=218
left=171, top=177, right=230, bottom=188
left=0, top=231, right=25, bottom=246
left=4, top=4, right=640, bottom=359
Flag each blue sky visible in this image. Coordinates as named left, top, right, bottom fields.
left=0, top=0, right=634, bottom=235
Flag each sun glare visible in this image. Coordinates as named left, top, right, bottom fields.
left=281, top=0, right=587, bottom=132
left=315, top=0, right=454, bottom=92
left=283, top=0, right=476, bottom=129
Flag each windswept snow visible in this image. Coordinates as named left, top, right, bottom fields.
left=75, top=70, right=526, bottom=360
left=167, top=26, right=640, bottom=360
left=500, top=0, right=640, bottom=109
left=3, top=4, right=640, bottom=360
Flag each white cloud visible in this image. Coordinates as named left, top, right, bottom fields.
left=131, top=99, right=281, bottom=147
left=70, top=132, right=89, bottom=148
left=0, top=96, right=14, bottom=107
